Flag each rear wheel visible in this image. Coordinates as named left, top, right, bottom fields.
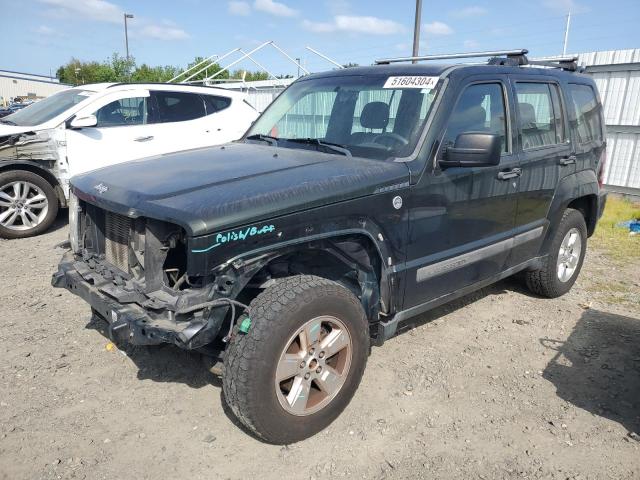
left=222, top=275, right=369, bottom=444
left=0, top=170, right=58, bottom=239
left=525, top=208, right=587, bottom=298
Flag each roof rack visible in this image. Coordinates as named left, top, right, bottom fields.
left=375, top=49, right=579, bottom=72
left=375, top=49, right=528, bottom=65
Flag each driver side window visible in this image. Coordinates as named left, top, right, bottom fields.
left=444, top=83, right=508, bottom=153
left=95, top=97, right=149, bottom=127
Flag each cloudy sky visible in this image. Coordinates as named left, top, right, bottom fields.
left=3, top=0, right=640, bottom=78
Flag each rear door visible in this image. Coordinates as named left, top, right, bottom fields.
left=403, top=76, right=520, bottom=309
left=507, top=78, right=572, bottom=266
left=147, top=90, right=210, bottom=153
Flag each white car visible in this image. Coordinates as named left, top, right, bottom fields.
left=0, top=83, right=258, bottom=238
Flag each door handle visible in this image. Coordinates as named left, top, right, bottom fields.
left=559, top=155, right=576, bottom=166
left=497, top=168, right=522, bottom=180
left=134, top=135, right=154, bottom=142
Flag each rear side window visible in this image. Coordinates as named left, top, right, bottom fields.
left=515, top=82, right=564, bottom=149
left=153, top=92, right=206, bottom=123
left=444, top=83, right=508, bottom=153
left=203, top=95, right=232, bottom=115
left=569, top=84, right=603, bottom=144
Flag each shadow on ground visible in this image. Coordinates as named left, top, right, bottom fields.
left=394, top=275, right=534, bottom=335
left=84, top=314, right=221, bottom=389
left=81, top=275, right=537, bottom=442
left=49, top=207, right=68, bottom=234
left=542, top=309, right=640, bottom=435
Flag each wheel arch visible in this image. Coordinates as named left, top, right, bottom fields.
left=214, top=232, right=389, bottom=322
left=0, top=160, right=66, bottom=207
left=541, top=170, right=599, bottom=254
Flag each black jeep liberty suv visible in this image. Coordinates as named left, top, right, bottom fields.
left=53, top=49, right=607, bottom=444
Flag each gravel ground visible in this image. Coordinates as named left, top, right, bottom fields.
left=1, top=211, right=639, bottom=480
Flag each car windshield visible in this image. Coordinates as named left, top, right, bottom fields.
left=245, top=73, right=441, bottom=160
left=4, top=88, right=97, bottom=126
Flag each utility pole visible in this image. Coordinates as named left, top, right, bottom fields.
left=562, top=10, right=571, bottom=56
left=124, top=13, right=134, bottom=60
left=412, top=0, right=423, bottom=62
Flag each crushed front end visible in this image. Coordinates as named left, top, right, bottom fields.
left=52, top=190, right=233, bottom=349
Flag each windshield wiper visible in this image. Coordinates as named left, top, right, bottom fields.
left=284, top=138, right=352, bottom=157
left=246, top=133, right=278, bottom=146
left=0, top=119, right=16, bottom=125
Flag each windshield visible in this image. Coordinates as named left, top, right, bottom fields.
left=246, top=74, right=440, bottom=160
left=4, top=88, right=97, bottom=126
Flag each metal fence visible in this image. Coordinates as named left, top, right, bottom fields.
left=578, top=49, right=640, bottom=194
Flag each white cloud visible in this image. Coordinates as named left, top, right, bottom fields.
left=303, top=15, right=404, bottom=35
left=254, top=0, right=298, bottom=17
left=451, top=6, right=487, bottom=17
left=423, top=21, right=454, bottom=36
left=302, top=19, right=336, bottom=33
left=228, top=1, right=251, bottom=16
left=139, top=22, right=190, bottom=40
left=40, top=0, right=122, bottom=23
left=463, top=39, right=480, bottom=49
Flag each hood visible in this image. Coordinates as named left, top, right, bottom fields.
left=0, top=124, right=42, bottom=136
left=71, top=142, right=410, bottom=237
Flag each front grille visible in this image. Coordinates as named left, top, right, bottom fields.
left=104, top=211, right=132, bottom=273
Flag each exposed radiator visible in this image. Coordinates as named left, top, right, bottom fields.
left=104, top=211, right=132, bottom=273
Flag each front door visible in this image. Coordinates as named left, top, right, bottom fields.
left=403, top=78, right=520, bottom=309
left=65, top=90, right=158, bottom=176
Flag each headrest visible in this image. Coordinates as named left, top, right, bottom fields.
left=360, top=101, right=390, bottom=129
left=518, top=103, right=537, bottom=127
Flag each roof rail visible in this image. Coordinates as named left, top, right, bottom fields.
left=375, top=49, right=529, bottom=65
left=527, top=56, right=580, bottom=72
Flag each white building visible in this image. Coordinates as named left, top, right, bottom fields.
left=0, top=70, right=71, bottom=105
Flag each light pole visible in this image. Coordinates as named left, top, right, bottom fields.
left=124, top=13, right=134, bottom=61
left=412, top=0, right=422, bottom=62
left=295, top=57, right=300, bottom=77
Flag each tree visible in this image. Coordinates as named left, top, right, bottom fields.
left=55, top=54, right=275, bottom=85
left=231, top=69, right=270, bottom=81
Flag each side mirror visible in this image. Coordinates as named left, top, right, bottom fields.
left=69, top=114, right=97, bottom=129
left=439, top=132, right=501, bottom=168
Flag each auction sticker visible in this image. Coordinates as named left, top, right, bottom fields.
left=383, top=76, right=439, bottom=89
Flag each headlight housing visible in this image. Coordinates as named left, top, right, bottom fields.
left=68, top=191, right=81, bottom=253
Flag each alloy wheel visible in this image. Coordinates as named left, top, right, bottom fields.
left=275, top=315, right=352, bottom=416
left=557, top=227, right=582, bottom=282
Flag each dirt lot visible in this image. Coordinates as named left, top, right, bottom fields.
left=1, top=212, right=639, bottom=480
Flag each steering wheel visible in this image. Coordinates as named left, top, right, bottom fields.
left=372, top=132, right=409, bottom=147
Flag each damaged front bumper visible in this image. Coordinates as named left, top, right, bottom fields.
left=52, top=251, right=223, bottom=349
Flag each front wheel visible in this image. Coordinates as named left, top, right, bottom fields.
left=525, top=208, right=587, bottom=298
left=0, top=170, right=59, bottom=239
left=222, top=275, right=369, bottom=444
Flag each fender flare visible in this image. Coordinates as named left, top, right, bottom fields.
left=203, top=227, right=393, bottom=320
left=541, top=170, right=599, bottom=254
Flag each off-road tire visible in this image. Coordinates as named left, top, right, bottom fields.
left=525, top=208, right=587, bottom=298
left=222, top=275, right=369, bottom=444
left=0, top=170, right=59, bottom=239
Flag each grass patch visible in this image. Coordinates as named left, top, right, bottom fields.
left=591, top=195, right=640, bottom=260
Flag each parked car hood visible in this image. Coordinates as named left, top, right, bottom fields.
left=71, top=142, right=410, bottom=237
left=0, top=124, right=43, bottom=136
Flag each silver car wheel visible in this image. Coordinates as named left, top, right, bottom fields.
left=0, top=181, right=49, bottom=231
left=275, top=315, right=352, bottom=416
left=557, top=227, right=582, bottom=283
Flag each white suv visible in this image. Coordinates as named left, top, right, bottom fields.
left=0, top=83, right=258, bottom=238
